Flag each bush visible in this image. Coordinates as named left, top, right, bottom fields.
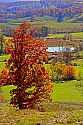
left=50, top=63, right=80, bottom=81
left=63, top=64, right=80, bottom=81
left=50, top=62, right=65, bottom=81
left=63, top=65, right=74, bottom=80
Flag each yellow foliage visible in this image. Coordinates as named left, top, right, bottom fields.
left=50, top=63, right=80, bottom=81
left=50, top=62, right=66, bottom=81
left=3, top=36, right=14, bottom=48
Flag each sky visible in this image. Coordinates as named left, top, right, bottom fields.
left=0, top=0, right=83, bottom=3
left=0, top=0, right=40, bottom=2
left=0, top=0, right=15, bottom=2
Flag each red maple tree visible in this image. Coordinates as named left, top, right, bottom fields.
left=0, top=22, right=53, bottom=109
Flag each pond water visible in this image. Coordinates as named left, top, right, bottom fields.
left=48, top=47, right=74, bottom=52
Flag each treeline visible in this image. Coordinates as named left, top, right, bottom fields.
left=0, top=7, right=83, bottom=21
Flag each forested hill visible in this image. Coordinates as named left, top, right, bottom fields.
left=0, top=0, right=83, bottom=23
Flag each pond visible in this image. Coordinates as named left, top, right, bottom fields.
left=48, top=47, right=75, bottom=52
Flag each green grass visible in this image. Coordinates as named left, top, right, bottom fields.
left=52, top=60, right=83, bottom=102
left=5, top=18, right=83, bottom=33
left=48, top=34, right=65, bottom=38
left=52, top=80, right=83, bottom=103
left=0, top=85, right=16, bottom=101
left=31, top=21, right=83, bottom=34
left=0, top=55, right=83, bottom=103
left=44, top=59, right=83, bottom=103
left=71, top=32, right=83, bottom=39
left=79, top=51, right=83, bottom=57
left=0, top=55, right=83, bottom=125
left=2, top=81, right=83, bottom=103
left=47, top=32, right=83, bottom=39
left=0, top=59, right=83, bottom=103
left=1, top=19, right=83, bottom=39
left=1, top=103, right=83, bottom=125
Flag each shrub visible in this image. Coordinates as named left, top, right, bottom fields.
left=50, top=62, right=65, bottom=81
left=63, top=64, right=79, bottom=80
left=50, top=63, right=80, bottom=81
left=63, top=64, right=74, bottom=80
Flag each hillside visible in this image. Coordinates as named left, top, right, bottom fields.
left=0, top=0, right=83, bottom=23
left=66, top=14, right=83, bottom=23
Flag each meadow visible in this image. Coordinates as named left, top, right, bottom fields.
left=0, top=54, right=83, bottom=103
left=48, top=32, right=83, bottom=39
left=0, top=17, right=83, bottom=38
left=0, top=2, right=83, bottom=124
left=0, top=54, right=83, bottom=125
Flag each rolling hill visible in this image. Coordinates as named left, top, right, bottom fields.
left=66, top=14, right=83, bottom=23
left=0, top=0, right=83, bottom=23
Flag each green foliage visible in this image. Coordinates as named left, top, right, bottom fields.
left=50, top=62, right=65, bottom=81
left=0, top=54, right=10, bottom=62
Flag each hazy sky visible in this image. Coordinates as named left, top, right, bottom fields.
left=0, top=0, right=15, bottom=2
left=0, top=0, right=40, bottom=2
left=0, top=0, right=82, bottom=3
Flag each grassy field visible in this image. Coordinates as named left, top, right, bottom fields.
left=48, top=32, right=83, bottom=39
left=52, top=80, right=83, bottom=103
left=44, top=59, right=83, bottom=103
left=71, top=32, right=83, bottom=39
left=0, top=54, right=83, bottom=103
left=0, top=20, right=83, bottom=41
left=0, top=102, right=83, bottom=125
left=0, top=19, right=83, bottom=36
left=47, top=34, right=65, bottom=39
left=79, top=51, right=83, bottom=57
left=1, top=80, right=82, bottom=103
left=0, top=54, right=83, bottom=125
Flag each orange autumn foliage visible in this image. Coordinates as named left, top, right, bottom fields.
left=63, top=65, right=75, bottom=80
left=0, top=22, right=53, bottom=109
left=0, top=95, right=4, bottom=103
left=63, top=64, right=80, bottom=80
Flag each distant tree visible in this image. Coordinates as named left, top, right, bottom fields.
left=0, top=34, right=4, bottom=55
left=0, top=22, right=53, bottom=109
left=63, top=50, right=72, bottom=64
left=41, top=26, right=48, bottom=37
left=57, top=13, right=65, bottom=22
left=2, top=26, right=13, bottom=37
